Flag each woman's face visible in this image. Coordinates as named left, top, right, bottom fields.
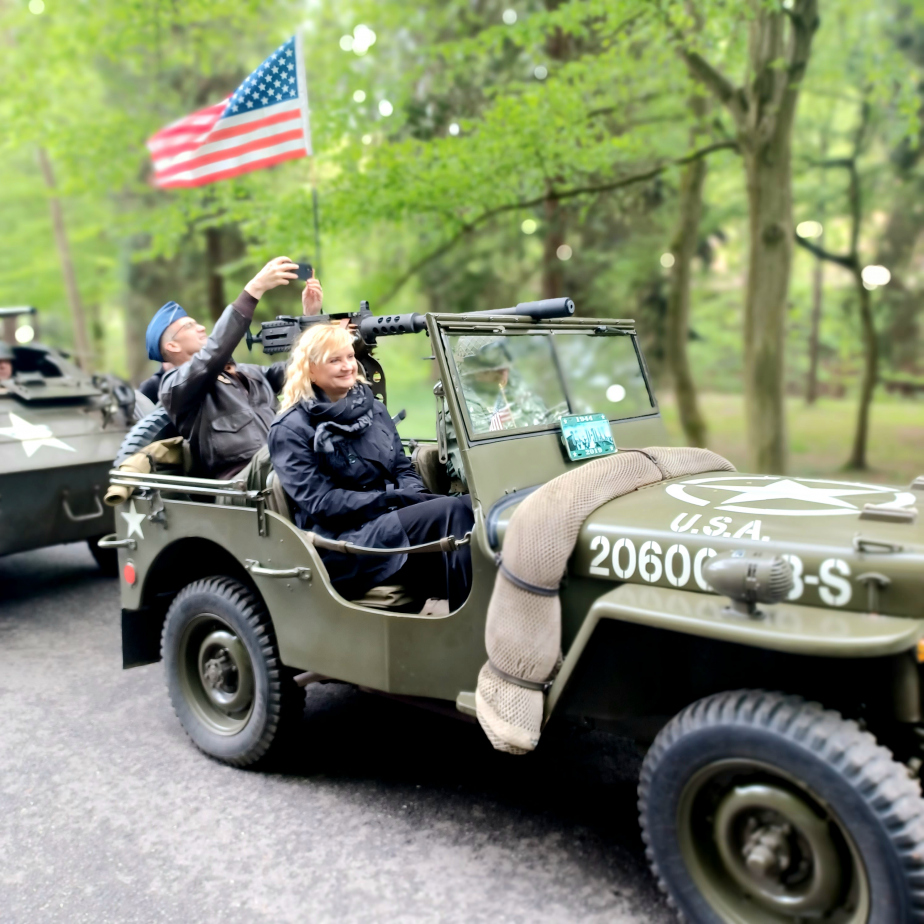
left=310, top=344, right=357, bottom=399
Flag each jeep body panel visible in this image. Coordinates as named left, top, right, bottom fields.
left=115, top=309, right=924, bottom=730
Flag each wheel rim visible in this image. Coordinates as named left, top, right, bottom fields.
left=677, top=759, right=870, bottom=924
left=177, top=613, right=256, bottom=735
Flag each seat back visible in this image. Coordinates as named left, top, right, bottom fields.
left=412, top=443, right=452, bottom=494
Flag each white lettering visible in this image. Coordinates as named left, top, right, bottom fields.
left=589, top=535, right=610, bottom=576
left=702, top=516, right=733, bottom=537
left=732, top=519, right=763, bottom=540
left=665, top=544, right=691, bottom=587
left=612, top=538, right=637, bottom=579
left=639, top=541, right=663, bottom=583
left=670, top=513, right=702, bottom=533
left=819, top=558, right=852, bottom=607
left=781, top=554, right=804, bottom=601
left=694, top=547, right=717, bottom=591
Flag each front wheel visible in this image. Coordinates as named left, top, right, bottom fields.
left=639, top=690, right=924, bottom=923
left=162, top=577, right=303, bottom=767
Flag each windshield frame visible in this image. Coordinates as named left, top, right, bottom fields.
left=438, top=319, right=660, bottom=445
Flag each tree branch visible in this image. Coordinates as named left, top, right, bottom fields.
left=677, top=49, right=746, bottom=125
left=377, top=140, right=739, bottom=307
left=794, top=235, right=856, bottom=270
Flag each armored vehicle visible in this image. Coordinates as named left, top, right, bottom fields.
left=109, top=300, right=924, bottom=923
left=0, top=307, right=150, bottom=571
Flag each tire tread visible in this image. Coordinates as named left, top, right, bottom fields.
left=638, top=689, right=924, bottom=922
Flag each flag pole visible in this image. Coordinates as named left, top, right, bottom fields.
left=296, top=32, right=321, bottom=280
left=310, top=163, right=322, bottom=282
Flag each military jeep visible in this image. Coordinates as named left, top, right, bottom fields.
left=109, top=301, right=924, bottom=923
left=0, top=306, right=149, bottom=571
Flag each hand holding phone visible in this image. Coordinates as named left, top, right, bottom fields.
left=295, top=263, right=313, bottom=281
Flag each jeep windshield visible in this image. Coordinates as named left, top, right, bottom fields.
left=448, top=329, right=655, bottom=437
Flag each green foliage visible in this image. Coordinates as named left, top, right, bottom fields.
left=0, top=0, right=921, bottom=465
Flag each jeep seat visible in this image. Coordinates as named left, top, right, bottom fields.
left=263, top=470, right=415, bottom=611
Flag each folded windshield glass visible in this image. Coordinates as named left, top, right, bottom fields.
left=450, top=330, right=654, bottom=436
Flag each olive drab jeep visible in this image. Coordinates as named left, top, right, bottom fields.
left=107, top=299, right=924, bottom=923
left=0, top=306, right=151, bottom=571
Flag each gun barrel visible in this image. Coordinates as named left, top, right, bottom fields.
left=358, top=312, right=427, bottom=343
left=464, top=297, right=574, bottom=320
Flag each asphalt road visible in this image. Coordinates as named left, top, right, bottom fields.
left=0, top=543, right=676, bottom=924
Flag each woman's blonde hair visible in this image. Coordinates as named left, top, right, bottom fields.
left=280, top=322, right=365, bottom=410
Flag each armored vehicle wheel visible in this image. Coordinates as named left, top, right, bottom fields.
left=161, top=577, right=303, bottom=767
left=115, top=406, right=178, bottom=466
left=639, top=690, right=924, bottom=923
left=88, top=535, right=118, bottom=576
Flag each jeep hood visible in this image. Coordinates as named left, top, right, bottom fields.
left=487, top=471, right=924, bottom=619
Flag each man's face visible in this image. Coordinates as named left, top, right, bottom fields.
left=0, top=360, right=13, bottom=380
left=471, top=368, right=509, bottom=388
left=161, top=317, right=207, bottom=365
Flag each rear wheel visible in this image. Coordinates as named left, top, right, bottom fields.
left=161, top=577, right=303, bottom=767
left=639, top=690, right=924, bottom=923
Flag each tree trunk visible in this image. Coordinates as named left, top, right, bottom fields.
left=665, top=156, right=708, bottom=446
left=542, top=196, right=564, bottom=299
left=742, top=147, right=793, bottom=473
left=847, top=276, right=877, bottom=469
left=36, top=148, right=94, bottom=373
left=806, top=244, right=824, bottom=404
left=205, top=226, right=225, bottom=323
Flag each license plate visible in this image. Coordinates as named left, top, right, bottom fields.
left=560, top=413, right=617, bottom=461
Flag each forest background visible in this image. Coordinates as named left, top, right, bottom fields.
left=1, top=0, right=923, bottom=483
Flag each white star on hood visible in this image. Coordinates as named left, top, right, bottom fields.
left=120, top=500, right=146, bottom=539
left=0, top=412, right=75, bottom=457
left=705, top=478, right=878, bottom=509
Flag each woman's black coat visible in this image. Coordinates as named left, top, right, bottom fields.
left=267, top=389, right=427, bottom=591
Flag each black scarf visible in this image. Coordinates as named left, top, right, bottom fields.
left=306, top=384, right=374, bottom=453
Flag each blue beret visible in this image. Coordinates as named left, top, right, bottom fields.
left=146, top=301, right=188, bottom=361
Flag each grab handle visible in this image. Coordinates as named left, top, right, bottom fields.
left=97, top=534, right=137, bottom=550
left=62, top=490, right=105, bottom=522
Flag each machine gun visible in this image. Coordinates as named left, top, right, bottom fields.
left=245, top=296, right=575, bottom=405
left=246, top=300, right=426, bottom=355
left=246, top=301, right=427, bottom=405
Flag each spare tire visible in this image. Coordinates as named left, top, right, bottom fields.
left=115, top=406, right=179, bottom=465
left=133, top=389, right=156, bottom=423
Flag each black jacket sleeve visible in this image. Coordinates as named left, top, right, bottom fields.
left=268, top=419, right=395, bottom=530
left=264, top=361, right=288, bottom=394
left=391, top=427, right=426, bottom=491
left=159, top=290, right=256, bottom=418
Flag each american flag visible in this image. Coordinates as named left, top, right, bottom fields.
left=489, top=405, right=514, bottom=431
left=147, top=35, right=312, bottom=189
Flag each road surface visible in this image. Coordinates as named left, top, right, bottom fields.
left=0, top=543, right=675, bottom=923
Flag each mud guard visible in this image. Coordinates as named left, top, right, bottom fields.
left=544, top=583, right=924, bottom=721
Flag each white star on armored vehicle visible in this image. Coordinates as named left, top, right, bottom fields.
left=0, top=412, right=75, bottom=457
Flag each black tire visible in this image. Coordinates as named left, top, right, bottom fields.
left=161, top=577, right=303, bottom=767
left=88, top=536, right=118, bottom=576
left=639, top=690, right=924, bottom=924
left=114, top=406, right=178, bottom=466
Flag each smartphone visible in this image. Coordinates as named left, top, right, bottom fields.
left=295, top=262, right=313, bottom=281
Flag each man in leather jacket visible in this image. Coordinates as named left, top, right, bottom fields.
left=150, top=256, right=323, bottom=480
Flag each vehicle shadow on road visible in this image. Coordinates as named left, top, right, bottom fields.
left=0, top=543, right=109, bottom=609
left=273, top=682, right=668, bottom=915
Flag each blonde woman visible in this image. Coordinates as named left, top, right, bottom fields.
left=267, top=323, right=474, bottom=609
